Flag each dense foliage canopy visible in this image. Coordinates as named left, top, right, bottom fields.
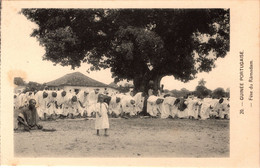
left=22, top=9, right=230, bottom=94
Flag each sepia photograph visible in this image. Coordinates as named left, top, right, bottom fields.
left=12, top=8, right=231, bottom=158
left=1, top=1, right=259, bottom=167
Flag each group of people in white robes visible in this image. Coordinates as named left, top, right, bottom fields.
left=14, top=88, right=230, bottom=120
left=108, top=91, right=143, bottom=118
left=146, top=94, right=230, bottom=120
left=14, top=88, right=105, bottom=120
left=107, top=91, right=229, bottom=120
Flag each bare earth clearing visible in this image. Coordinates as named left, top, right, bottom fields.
left=14, top=118, right=229, bottom=157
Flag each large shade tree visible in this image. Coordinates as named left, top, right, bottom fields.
left=22, top=9, right=229, bottom=97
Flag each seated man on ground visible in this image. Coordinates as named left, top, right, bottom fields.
left=15, top=99, right=43, bottom=131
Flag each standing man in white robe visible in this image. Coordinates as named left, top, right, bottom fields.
left=88, top=89, right=100, bottom=117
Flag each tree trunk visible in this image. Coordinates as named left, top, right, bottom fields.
left=151, top=74, right=163, bottom=96
left=133, top=75, right=145, bottom=94
left=133, top=72, right=163, bottom=115
left=133, top=72, right=150, bottom=115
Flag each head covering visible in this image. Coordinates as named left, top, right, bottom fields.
left=156, top=98, right=164, bottom=104
left=71, top=96, right=77, bottom=102
left=98, top=93, right=104, bottom=98
left=29, top=99, right=36, bottom=105
left=52, top=92, right=57, bottom=98
left=219, top=98, right=224, bottom=104
left=116, top=97, right=121, bottom=103
left=61, top=91, right=66, bottom=97
left=174, top=98, right=180, bottom=105
left=130, top=99, right=135, bottom=105
left=97, top=94, right=105, bottom=102
left=43, top=91, right=48, bottom=99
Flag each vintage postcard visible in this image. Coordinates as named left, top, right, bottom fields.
left=1, top=0, right=259, bottom=167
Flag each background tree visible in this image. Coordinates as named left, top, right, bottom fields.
left=23, top=81, right=45, bottom=93
left=198, top=78, right=206, bottom=86
left=22, top=9, right=229, bottom=112
left=22, top=9, right=229, bottom=94
left=194, top=85, right=212, bottom=98
left=211, top=87, right=226, bottom=99
left=14, top=77, right=26, bottom=86
left=117, top=85, right=131, bottom=94
left=170, top=88, right=192, bottom=98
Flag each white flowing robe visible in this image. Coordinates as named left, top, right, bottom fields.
left=66, top=93, right=82, bottom=115
left=147, top=95, right=165, bottom=117
left=108, top=95, right=122, bottom=116
left=47, top=92, right=58, bottom=115
left=18, top=93, right=27, bottom=107
left=133, top=92, right=144, bottom=114
left=186, top=98, right=200, bottom=119
left=56, top=91, right=70, bottom=115
left=193, top=98, right=201, bottom=119
left=79, top=91, right=89, bottom=107
left=23, top=92, right=35, bottom=107
left=120, top=95, right=136, bottom=116
left=87, top=90, right=99, bottom=116
left=75, top=91, right=87, bottom=115
left=220, top=98, right=230, bottom=118
left=95, top=102, right=109, bottom=130
left=177, top=99, right=189, bottom=119
left=14, top=94, right=20, bottom=109
left=15, top=94, right=22, bottom=108
left=220, top=102, right=230, bottom=119
left=62, top=92, right=74, bottom=115
left=213, top=99, right=229, bottom=119
left=162, top=96, right=177, bottom=118
left=200, top=98, right=212, bottom=120
left=208, top=99, right=219, bottom=117
left=35, top=91, right=49, bottom=118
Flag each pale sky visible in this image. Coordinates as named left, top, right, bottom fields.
left=3, top=7, right=232, bottom=91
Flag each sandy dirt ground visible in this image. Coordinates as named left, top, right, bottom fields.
left=14, top=118, right=229, bottom=158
